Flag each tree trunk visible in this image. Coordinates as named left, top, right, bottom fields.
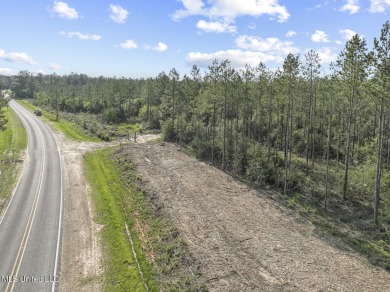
left=374, top=101, right=384, bottom=225
left=343, top=109, right=352, bottom=200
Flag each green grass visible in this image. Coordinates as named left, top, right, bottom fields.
left=0, top=106, right=27, bottom=211
left=18, top=100, right=99, bottom=142
left=84, top=147, right=156, bottom=292
left=84, top=146, right=207, bottom=291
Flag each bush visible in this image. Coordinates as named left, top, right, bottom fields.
left=162, top=120, right=176, bottom=142
left=246, top=145, right=284, bottom=186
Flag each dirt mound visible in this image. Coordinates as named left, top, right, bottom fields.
left=123, top=141, right=390, bottom=292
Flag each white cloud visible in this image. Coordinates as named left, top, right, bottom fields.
left=186, top=49, right=282, bottom=68
left=187, top=34, right=299, bottom=68
left=47, top=63, right=61, bottom=71
left=340, top=0, right=360, bottom=14
left=286, top=30, right=296, bottom=38
left=50, top=1, right=79, bottom=20
left=120, top=39, right=138, bottom=49
left=370, top=0, right=390, bottom=12
left=340, top=29, right=356, bottom=40
left=248, top=23, right=256, bottom=30
left=172, top=0, right=290, bottom=34
left=153, top=42, right=168, bottom=52
left=60, top=31, right=101, bottom=41
left=0, top=68, right=13, bottom=75
left=196, top=20, right=236, bottom=33
left=315, top=47, right=338, bottom=64
left=110, top=4, right=128, bottom=23
left=36, top=69, right=46, bottom=75
left=236, top=35, right=298, bottom=55
left=311, top=30, right=330, bottom=43
left=0, top=50, right=36, bottom=65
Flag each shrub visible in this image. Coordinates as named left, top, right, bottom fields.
left=162, top=120, right=176, bottom=142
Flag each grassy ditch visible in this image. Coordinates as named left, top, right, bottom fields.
left=18, top=100, right=99, bottom=142
left=0, top=106, right=27, bottom=213
left=84, top=147, right=206, bottom=291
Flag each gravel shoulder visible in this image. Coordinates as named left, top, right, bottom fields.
left=123, top=141, right=390, bottom=292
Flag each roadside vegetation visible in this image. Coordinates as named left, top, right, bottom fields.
left=0, top=105, right=27, bottom=213
left=3, top=19, right=390, bottom=273
left=17, top=100, right=99, bottom=142
left=84, top=147, right=205, bottom=291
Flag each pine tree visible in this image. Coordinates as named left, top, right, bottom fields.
left=373, top=21, right=390, bottom=224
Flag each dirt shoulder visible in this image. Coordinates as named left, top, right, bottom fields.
left=53, top=131, right=108, bottom=291
left=123, top=141, right=390, bottom=292
left=54, top=133, right=158, bottom=291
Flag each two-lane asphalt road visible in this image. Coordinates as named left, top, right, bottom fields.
left=0, top=100, right=63, bottom=292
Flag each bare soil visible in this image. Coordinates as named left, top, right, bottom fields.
left=54, top=133, right=158, bottom=291
left=123, top=141, right=390, bottom=292
left=53, top=132, right=107, bottom=292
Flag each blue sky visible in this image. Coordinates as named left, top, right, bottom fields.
left=1, top=0, right=390, bottom=78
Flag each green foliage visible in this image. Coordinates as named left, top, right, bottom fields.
left=162, top=119, right=176, bottom=142
left=103, top=107, right=126, bottom=124
left=88, top=147, right=207, bottom=291
left=246, top=145, right=284, bottom=186
left=138, top=105, right=160, bottom=129
left=84, top=148, right=157, bottom=291
left=4, top=21, right=390, bottom=269
left=0, top=100, right=8, bottom=131
left=18, top=100, right=99, bottom=142
left=0, top=107, right=27, bottom=212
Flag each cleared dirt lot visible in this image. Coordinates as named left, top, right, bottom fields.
left=123, top=141, right=390, bottom=292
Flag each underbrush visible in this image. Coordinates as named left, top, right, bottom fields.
left=18, top=100, right=99, bottom=142
left=180, top=138, right=390, bottom=271
left=0, top=106, right=27, bottom=212
left=26, top=99, right=149, bottom=142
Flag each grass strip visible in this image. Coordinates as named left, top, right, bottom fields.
left=17, top=100, right=99, bottom=142
left=111, top=147, right=207, bottom=291
left=0, top=106, right=27, bottom=212
left=84, top=147, right=156, bottom=291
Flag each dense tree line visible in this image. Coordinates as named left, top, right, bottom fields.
left=5, top=21, right=390, bottom=227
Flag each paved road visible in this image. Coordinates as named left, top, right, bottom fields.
left=0, top=100, right=62, bottom=292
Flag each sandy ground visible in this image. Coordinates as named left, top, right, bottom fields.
left=55, top=133, right=107, bottom=292
left=54, top=133, right=157, bottom=291
left=121, top=141, right=390, bottom=292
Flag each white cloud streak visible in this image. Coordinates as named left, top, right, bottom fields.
left=236, top=35, right=298, bottom=55
left=0, top=68, right=13, bottom=75
left=50, top=1, right=79, bottom=20
left=340, top=0, right=360, bottom=14
left=173, top=0, right=290, bottom=34
left=370, top=0, right=390, bottom=12
left=47, top=63, right=61, bottom=71
left=196, top=20, right=236, bottom=33
left=286, top=31, right=296, bottom=38
left=110, top=4, right=128, bottom=23
left=187, top=34, right=299, bottom=68
left=315, top=47, right=338, bottom=64
left=0, top=49, right=36, bottom=65
left=340, top=29, right=357, bottom=40
left=311, top=30, right=330, bottom=43
left=60, top=31, right=101, bottom=40
left=120, top=39, right=138, bottom=49
left=153, top=42, right=168, bottom=52
left=186, top=50, right=281, bottom=68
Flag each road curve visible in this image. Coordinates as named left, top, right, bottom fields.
left=0, top=100, right=63, bottom=292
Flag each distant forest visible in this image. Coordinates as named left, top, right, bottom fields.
left=3, top=21, right=390, bottom=230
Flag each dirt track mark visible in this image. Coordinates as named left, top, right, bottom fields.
left=124, top=142, right=390, bottom=292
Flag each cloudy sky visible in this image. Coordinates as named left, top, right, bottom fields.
left=0, top=0, right=389, bottom=77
